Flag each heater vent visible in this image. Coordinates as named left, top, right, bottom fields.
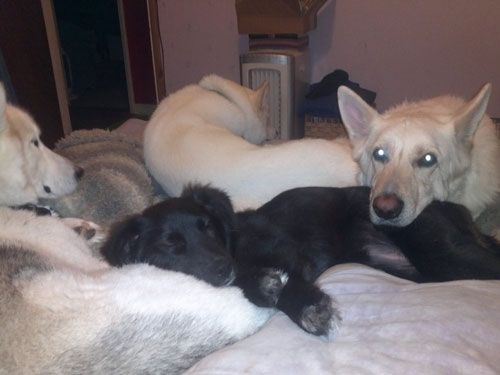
left=241, top=50, right=309, bottom=140
left=249, top=68, right=282, bottom=137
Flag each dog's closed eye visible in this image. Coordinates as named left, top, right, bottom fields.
left=159, top=232, right=186, bottom=255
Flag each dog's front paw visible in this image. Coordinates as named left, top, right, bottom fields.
left=258, top=268, right=289, bottom=306
left=63, top=218, right=108, bottom=252
left=234, top=267, right=289, bottom=307
left=300, top=293, right=341, bottom=340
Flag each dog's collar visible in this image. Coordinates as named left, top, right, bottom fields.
left=10, top=203, right=60, bottom=217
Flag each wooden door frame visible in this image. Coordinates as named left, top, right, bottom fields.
left=42, top=0, right=165, bottom=129
left=40, top=0, right=71, bottom=135
left=118, top=0, right=165, bottom=116
left=147, top=0, right=166, bottom=103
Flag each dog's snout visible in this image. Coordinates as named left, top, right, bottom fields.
left=373, top=193, right=404, bottom=220
left=210, top=257, right=235, bottom=286
left=216, top=260, right=234, bottom=279
left=74, top=166, right=84, bottom=180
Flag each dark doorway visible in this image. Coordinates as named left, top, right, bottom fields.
left=53, top=0, right=131, bottom=130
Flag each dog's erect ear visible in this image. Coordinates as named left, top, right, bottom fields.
left=250, top=81, right=269, bottom=112
left=100, top=215, right=149, bottom=266
left=182, top=184, right=236, bottom=248
left=453, top=83, right=492, bottom=142
left=338, top=85, right=378, bottom=144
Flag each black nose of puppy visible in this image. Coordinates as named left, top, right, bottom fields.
left=216, top=261, right=234, bottom=279
left=74, top=166, right=84, bottom=180
left=373, top=193, right=404, bottom=220
left=211, top=259, right=235, bottom=286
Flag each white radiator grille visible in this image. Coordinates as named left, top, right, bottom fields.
left=248, top=68, right=282, bottom=138
left=241, top=50, right=309, bottom=140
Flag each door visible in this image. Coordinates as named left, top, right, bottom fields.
left=0, top=0, right=67, bottom=147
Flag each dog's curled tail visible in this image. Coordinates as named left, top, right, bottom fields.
left=199, top=74, right=268, bottom=116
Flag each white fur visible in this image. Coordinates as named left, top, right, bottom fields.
left=338, top=83, right=500, bottom=226
left=0, top=83, right=80, bottom=207
left=0, top=207, right=272, bottom=374
left=144, top=74, right=359, bottom=211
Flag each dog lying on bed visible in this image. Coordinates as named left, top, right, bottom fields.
left=101, top=185, right=500, bottom=339
left=0, top=82, right=83, bottom=207
left=143, top=74, right=358, bottom=211
left=337, top=83, right=500, bottom=227
left=0, top=207, right=271, bottom=374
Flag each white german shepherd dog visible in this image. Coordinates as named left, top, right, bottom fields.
left=0, top=83, right=82, bottom=207
left=144, top=74, right=359, bottom=211
left=338, top=83, right=500, bottom=227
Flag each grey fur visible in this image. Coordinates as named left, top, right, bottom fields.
left=0, top=208, right=271, bottom=375
left=40, top=129, right=167, bottom=226
left=40, top=315, right=236, bottom=375
left=476, top=196, right=500, bottom=239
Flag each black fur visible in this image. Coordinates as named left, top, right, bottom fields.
left=101, top=190, right=236, bottom=287
left=243, top=186, right=500, bottom=283
left=101, top=185, right=500, bottom=337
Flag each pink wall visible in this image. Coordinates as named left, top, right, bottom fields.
left=310, top=0, right=500, bottom=117
left=156, top=0, right=246, bottom=94
left=158, top=0, right=500, bottom=117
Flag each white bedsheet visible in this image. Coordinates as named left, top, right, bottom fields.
left=185, top=264, right=500, bottom=375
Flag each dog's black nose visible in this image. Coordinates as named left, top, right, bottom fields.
left=210, top=259, right=235, bottom=286
left=373, top=193, right=404, bottom=220
left=216, top=261, right=234, bottom=279
left=74, top=166, right=84, bottom=180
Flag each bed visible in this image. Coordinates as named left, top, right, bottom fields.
left=54, top=119, right=500, bottom=374
left=185, top=264, right=500, bottom=375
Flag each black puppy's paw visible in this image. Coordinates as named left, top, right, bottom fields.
left=300, top=293, right=341, bottom=340
left=234, top=267, right=289, bottom=307
left=258, top=268, right=289, bottom=306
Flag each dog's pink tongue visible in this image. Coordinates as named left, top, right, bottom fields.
left=373, top=193, right=404, bottom=220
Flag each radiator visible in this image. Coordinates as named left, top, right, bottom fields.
left=240, top=49, right=310, bottom=140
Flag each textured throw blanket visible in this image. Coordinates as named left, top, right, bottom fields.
left=40, top=129, right=166, bottom=226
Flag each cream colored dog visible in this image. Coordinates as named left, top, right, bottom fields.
left=144, top=75, right=359, bottom=211
left=0, top=83, right=82, bottom=207
left=338, top=83, right=500, bottom=227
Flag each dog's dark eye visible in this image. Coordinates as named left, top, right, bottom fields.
left=196, top=217, right=215, bottom=236
left=196, top=218, right=208, bottom=231
left=372, top=147, right=388, bottom=163
left=417, top=153, right=437, bottom=167
left=32, top=139, right=39, bottom=148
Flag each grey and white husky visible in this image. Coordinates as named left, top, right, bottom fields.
left=0, top=208, right=271, bottom=374
left=338, top=83, right=500, bottom=228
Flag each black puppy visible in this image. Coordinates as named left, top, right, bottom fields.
left=101, top=187, right=237, bottom=287
left=101, top=185, right=500, bottom=338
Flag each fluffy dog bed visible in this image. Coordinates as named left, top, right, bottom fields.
left=40, top=128, right=166, bottom=226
